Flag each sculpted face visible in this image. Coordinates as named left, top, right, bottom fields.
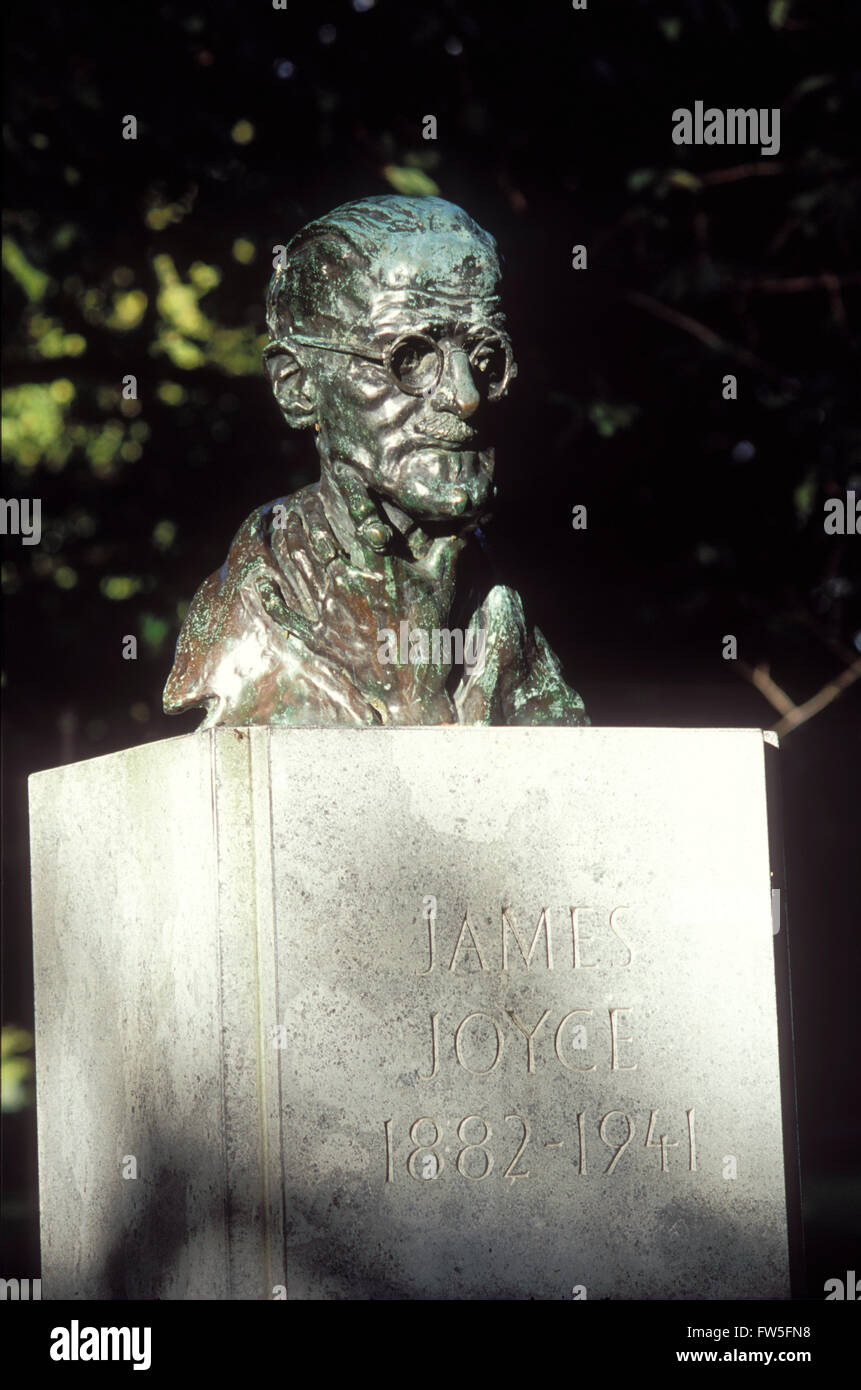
left=272, top=214, right=515, bottom=525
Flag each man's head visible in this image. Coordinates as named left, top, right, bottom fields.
left=263, top=196, right=516, bottom=526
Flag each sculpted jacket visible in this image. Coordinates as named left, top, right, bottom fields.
left=163, top=484, right=588, bottom=729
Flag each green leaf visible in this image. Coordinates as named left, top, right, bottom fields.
left=1, top=1025, right=34, bottom=1113
left=627, top=168, right=656, bottom=193
left=2, top=237, right=51, bottom=302
left=793, top=471, right=817, bottom=524
left=140, top=611, right=170, bottom=652
left=665, top=169, right=703, bottom=192
left=382, top=165, right=441, bottom=197
left=588, top=401, right=640, bottom=439
left=100, top=575, right=144, bottom=601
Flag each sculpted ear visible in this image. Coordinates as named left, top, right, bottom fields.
left=263, top=341, right=318, bottom=430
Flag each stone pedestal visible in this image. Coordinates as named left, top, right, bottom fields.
left=29, top=727, right=800, bottom=1299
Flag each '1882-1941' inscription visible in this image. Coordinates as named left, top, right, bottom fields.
left=383, top=1109, right=697, bottom=1182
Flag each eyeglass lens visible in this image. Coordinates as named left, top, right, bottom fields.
left=389, top=334, right=508, bottom=395
left=389, top=336, right=442, bottom=392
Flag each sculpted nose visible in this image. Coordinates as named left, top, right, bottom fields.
left=437, top=347, right=480, bottom=418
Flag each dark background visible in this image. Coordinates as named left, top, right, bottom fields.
left=2, top=0, right=859, bottom=1297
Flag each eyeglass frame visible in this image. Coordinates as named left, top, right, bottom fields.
left=263, top=327, right=516, bottom=401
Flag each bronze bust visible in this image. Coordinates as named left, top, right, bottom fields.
left=163, top=195, right=587, bottom=727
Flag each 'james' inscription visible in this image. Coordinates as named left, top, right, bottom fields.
left=419, top=905, right=633, bottom=974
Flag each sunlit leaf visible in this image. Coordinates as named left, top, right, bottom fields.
left=665, top=169, right=703, bottom=192
left=108, top=289, right=148, bottom=330
left=2, top=237, right=51, bottom=301
left=382, top=165, right=440, bottom=197
left=768, top=0, right=792, bottom=29
left=100, top=575, right=144, bottom=600
left=232, top=238, right=256, bottom=264
left=1, top=1026, right=34, bottom=1113
left=151, top=519, right=178, bottom=550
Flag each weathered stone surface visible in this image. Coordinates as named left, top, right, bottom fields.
left=30, top=727, right=796, bottom=1299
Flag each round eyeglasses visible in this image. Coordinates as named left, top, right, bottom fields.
left=265, top=330, right=515, bottom=401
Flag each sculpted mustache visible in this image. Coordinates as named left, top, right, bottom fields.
left=412, top=424, right=479, bottom=444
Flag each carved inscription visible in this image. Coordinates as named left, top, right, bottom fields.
left=419, top=906, right=633, bottom=975
left=383, top=1108, right=697, bottom=1182
left=386, top=903, right=702, bottom=1193
left=417, top=1006, right=637, bottom=1077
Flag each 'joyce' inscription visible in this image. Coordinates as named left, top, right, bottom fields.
left=417, top=1006, right=636, bottom=1079
left=419, top=906, right=632, bottom=975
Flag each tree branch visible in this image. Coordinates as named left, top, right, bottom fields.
left=732, top=272, right=861, bottom=293
left=737, top=661, right=796, bottom=717
left=736, top=654, right=861, bottom=738
left=774, top=658, right=861, bottom=737
left=699, top=162, right=787, bottom=186
left=624, top=291, right=784, bottom=377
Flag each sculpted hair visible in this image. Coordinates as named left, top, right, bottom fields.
left=265, top=195, right=501, bottom=343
